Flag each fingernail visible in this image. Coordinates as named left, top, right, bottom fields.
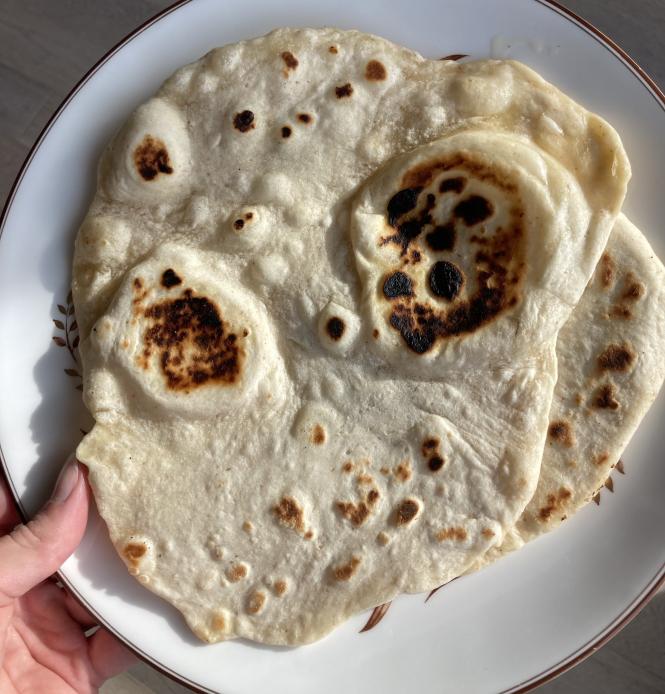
left=50, top=457, right=80, bottom=504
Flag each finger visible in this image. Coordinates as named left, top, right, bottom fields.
left=63, top=589, right=97, bottom=630
left=0, top=474, right=22, bottom=534
left=0, top=459, right=89, bottom=604
left=87, top=627, right=137, bottom=684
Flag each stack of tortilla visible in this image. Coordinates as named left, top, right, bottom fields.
left=71, top=28, right=665, bottom=645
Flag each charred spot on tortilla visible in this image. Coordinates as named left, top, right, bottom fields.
left=335, top=83, right=353, bottom=98
left=428, top=455, right=445, bottom=472
left=325, top=316, right=345, bottom=340
left=380, top=155, right=525, bottom=353
left=426, top=223, right=456, bottom=251
left=383, top=271, right=414, bottom=299
left=160, top=269, right=182, bottom=288
left=453, top=195, right=494, bottom=225
left=387, top=187, right=422, bottom=227
left=141, top=289, right=244, bottom=391
left=429, top=261, right=464, bottom=300
left=134, top=135, right=173, bottom=181
left=439, top=177, right=467, bottom=194
left=281, top=51, right=298, bottom=70
left=233, top=110, right=255, bottom=132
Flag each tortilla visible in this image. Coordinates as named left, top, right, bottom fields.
left=72, top=28, right=629, bottom=644
left=480, top=214, right=665, bottom=559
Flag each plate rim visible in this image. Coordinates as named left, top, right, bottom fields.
left=0, top=1, right=663, bottom=692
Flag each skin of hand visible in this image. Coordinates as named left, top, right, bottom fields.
left=0, top=459, right=135, bottom=693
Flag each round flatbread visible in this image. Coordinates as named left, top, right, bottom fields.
left=73, top=28, right=629, bottom=644
left=480, top=214, right=665, bottom=560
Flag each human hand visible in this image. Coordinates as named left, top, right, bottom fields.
left=0, top=459, right=135, bottom=693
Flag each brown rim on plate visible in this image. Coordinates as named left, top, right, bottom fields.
left=0, top=2, right=663, bottom=693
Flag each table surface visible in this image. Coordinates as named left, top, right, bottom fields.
left=1, top=1, right=664, bottom=692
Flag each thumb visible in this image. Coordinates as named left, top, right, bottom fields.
left=0, top=458, right=89, bottom=603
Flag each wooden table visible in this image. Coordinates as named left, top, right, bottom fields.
left=1, top=1, right=663, bottom=692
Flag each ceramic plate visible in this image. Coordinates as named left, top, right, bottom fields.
left=1, top=1, right=664, bottom=692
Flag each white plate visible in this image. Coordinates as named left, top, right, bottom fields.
left=1, top=1, right=664, bottom=692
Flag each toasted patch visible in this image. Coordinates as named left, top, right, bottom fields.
left=123, top=542, right=147, bottom=568
left=332, top=556, right=361, bottom=581
left=598, top=253, right=615, bottom=289
left=597, top=343, right=636, bottom=372
left=395, top=498, right=420, bottom=525
left=273, top=496, right=305, bottom=533
left=365, top=59, right=387, bottom=81
left=246, top=590, right=266, bottom=614
left=593, top=451, right=610, bottom=467
left=281, top=51, right=298, bottom=70
left=273, top=580, right=288, bottom=596
left=226, top=563, right=248, bottom=582
left=548, top=420, right=574, bottom=447
left=593, top=383, right=619, bottom=410
left=538, top=488, right=572, bottom=521
left=311, top=424, right=326, bottom=445
left=394, top=460, right=412, bottom=482
left=436, top=527, right=467, bottom=542
left=336, top=488, right=380, bottom=527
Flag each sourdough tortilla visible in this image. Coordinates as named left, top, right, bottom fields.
left=73, top=28, right=629, bottom=644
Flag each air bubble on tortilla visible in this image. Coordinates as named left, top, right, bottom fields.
left=103, top=98, right=193, bottom=204
left=77, top=216, right=131, bottom=266
left=221, top=205, right=272, bottom=250
left=249, top=253, right=289, bottom=287
left=317, top=301, right=361, bottom=355
left=291, top=402, right=341, bottom=448
left=196, top=570, right=218, bottom=591
left=121, top=535, right=155, bottom=575
left=540, top=114, right=564, bottom=136
left=181, top=195, right=210, bottom=228
left=450, top=64, right=514, bottom=117
left=194, top=70, right=219, bottom=93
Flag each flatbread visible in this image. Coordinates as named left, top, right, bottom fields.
left=478, top=214, right=665, bottom=560
left=73, top=28, right=629, bottom=644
